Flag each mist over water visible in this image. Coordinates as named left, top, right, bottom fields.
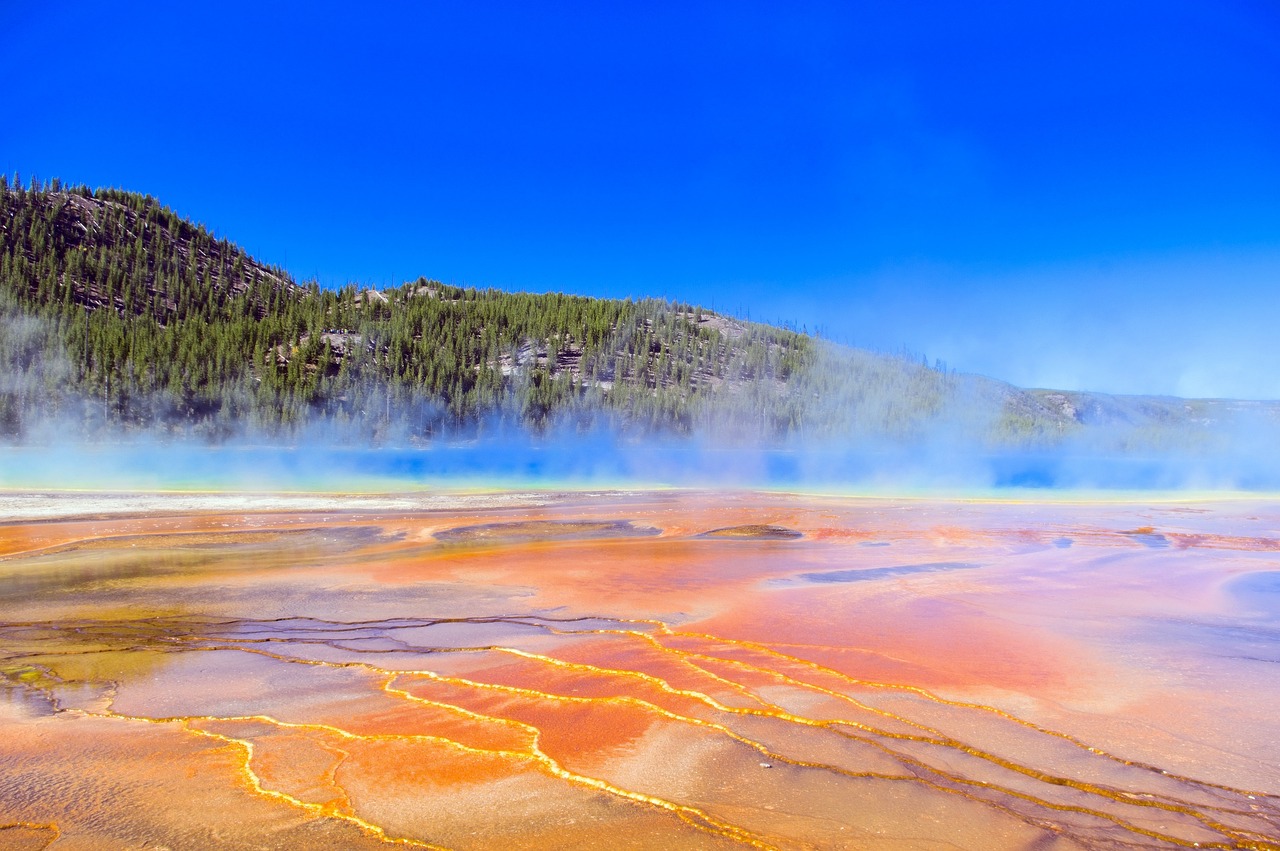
left=3, top=296, right=1278, bottom=493
left=4, top=430, right=1279, bottom=493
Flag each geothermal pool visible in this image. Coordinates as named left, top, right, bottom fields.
left=1, top=490, right=1279, bottom=849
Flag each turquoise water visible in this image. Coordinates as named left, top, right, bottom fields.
left=2, top=441, right=1277, bottom=493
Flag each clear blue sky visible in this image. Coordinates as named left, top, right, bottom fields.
left=5, top=1, right=1278, bottom=398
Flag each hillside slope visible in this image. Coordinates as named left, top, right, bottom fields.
left=0, top=176, right=1273, bottom=449
left=0, top=177, right=819, bottom=439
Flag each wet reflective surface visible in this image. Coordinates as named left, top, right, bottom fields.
left=2, top=491, right=1279, bottom=849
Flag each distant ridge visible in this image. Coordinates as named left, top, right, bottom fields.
left=1, top=175, right=1275, bottom=450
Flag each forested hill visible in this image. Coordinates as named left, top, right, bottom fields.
left=0, top=176, right=1273, bottom=450
left=0, top=177, right=817, bottom=440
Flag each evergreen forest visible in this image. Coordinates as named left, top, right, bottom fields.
left=1, top=176, right=1268, bottom=450
left=0, top=177, right=827, bottom=442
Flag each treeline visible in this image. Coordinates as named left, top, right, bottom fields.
left=0, top=176, right=821, bottom=442
left=5, top=176, right=1254, bottom=451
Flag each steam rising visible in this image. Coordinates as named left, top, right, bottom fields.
left=2, top=289, right=1278, bottom=493
left=4, top=403, right=1279, bottom=496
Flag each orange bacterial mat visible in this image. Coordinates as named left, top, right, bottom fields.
left=2, top=491, right=1279, bottom=849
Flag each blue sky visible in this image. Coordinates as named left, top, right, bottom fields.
left=5, top=1, right=1278, bottom=398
